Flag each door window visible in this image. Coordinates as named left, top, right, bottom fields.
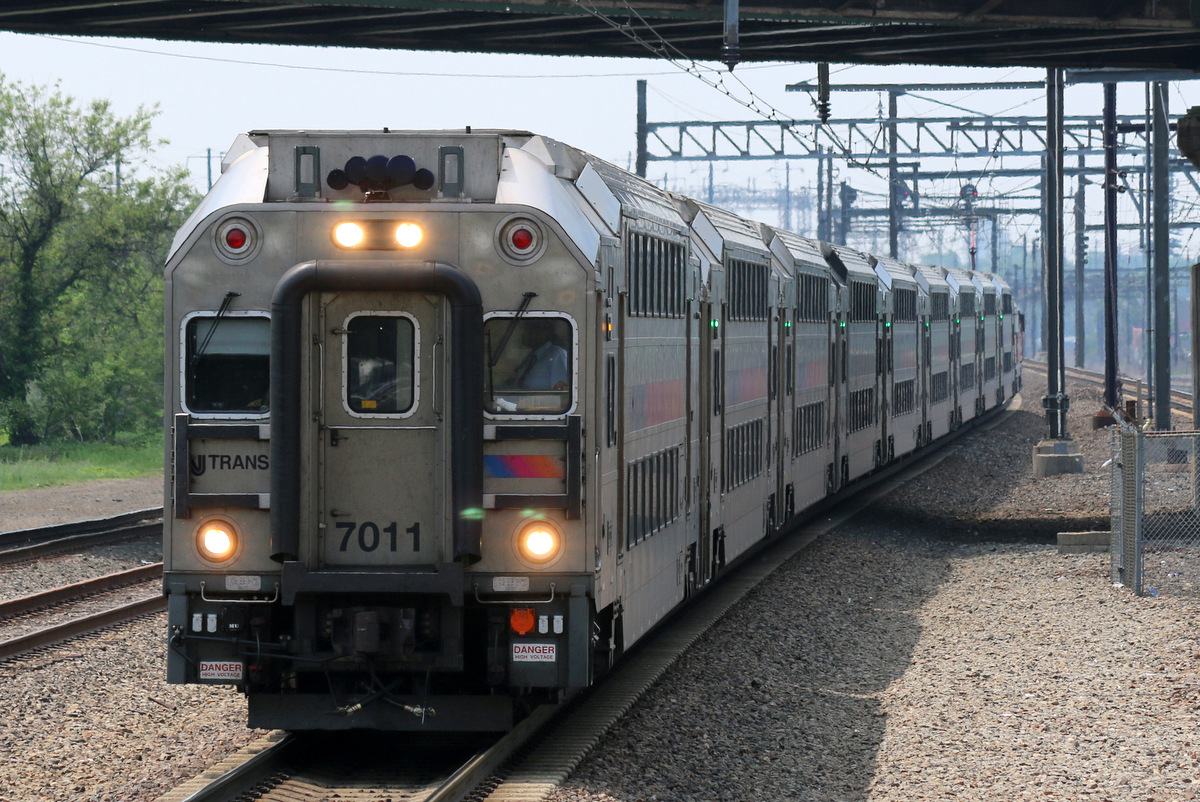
left=345, top=314, right=416, bottom=415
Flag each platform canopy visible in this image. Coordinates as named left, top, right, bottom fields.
left=3, top=0, right=1200, bottom=70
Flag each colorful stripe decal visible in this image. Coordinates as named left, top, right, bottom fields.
left=484, top=455, right=566, bottom=479
left=727, top=367, right=767, bottom=405
left=630, top=379, right=686, bottom=430
left=801, top=359, right=827, bottom=390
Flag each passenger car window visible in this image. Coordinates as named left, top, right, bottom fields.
left=484, top=316, right=572, bottom=415
left=346, top=315, right=415, bottom=415
left=185, top=315, right=270, bottom=414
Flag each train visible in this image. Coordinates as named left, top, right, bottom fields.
left=162, top=129, right=1021, bottom=731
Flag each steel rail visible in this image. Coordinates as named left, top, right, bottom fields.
left=0, top=508, right=163, bottom=563
left=0, top=563, right=162, bottom=619
left=1023, top=359, right=1193, bottom=416
left=157, top=707, right=557, bottom=802
left=159, top=732, right=299, bottom=802
left=0, top=594, right=165, bottom=661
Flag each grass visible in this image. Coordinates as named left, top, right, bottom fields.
left=0, top=435, right=161, bottom=493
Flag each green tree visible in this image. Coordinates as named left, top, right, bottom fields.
left=0, top=74, right=196, bottom=444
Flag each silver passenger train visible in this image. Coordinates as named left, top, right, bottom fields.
left=163, top=129, right=1021, bottom=731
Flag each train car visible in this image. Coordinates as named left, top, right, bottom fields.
left=992, top=274, right=1022, bottom=400
left=766, top=229, right=834, bottom=510
left=943, top=266, right=980, bottom=427
left=870, top=255, right=922, bottom=462
left=822, top=243, right=884, bottom=484
left=976, top=273, right=1002, bottom=415
left=908, top=263, right=953, bottom=443
left=162, top=128, right=1019, bottom=733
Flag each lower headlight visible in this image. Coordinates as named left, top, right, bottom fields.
left=197, top=519, right=239, bottom=563
left=516, top=520, right=561, bottom=565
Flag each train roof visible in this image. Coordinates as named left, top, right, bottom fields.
left=765, top=228, right=829, bottom=277
left=942, top=266, right=979, bottom=298
left=678, top=199, right=772, bottom=262
left=821, top=243, right=877, bottom=286
left=583, top=155, right=688, bottom=235
left=985, top=272, right=1013, bottom=295
left=908, top=263, right=950, bottom=295
left=869, top=255, right=919, bottom=292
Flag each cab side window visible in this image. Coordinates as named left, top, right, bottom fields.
left=185, top=315, right=269, bottom=414
left=484, top=316, right=572, bottom=415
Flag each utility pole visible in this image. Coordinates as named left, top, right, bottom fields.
left=1152, top=81, right=1172, bottom=430
left=824, top=154, right=834, bottom=243
left=1074, top=153, right=1087, bottom=368
left=636, top=79, right=648, bottom=178
left=888, top=88, right=901, bottom=259
left=838, top=181, right=855, bottom=246
left=815, top=146, right=825, bottom=240
left=1034, top=67, right=1083, bottom=476
left=783, top=162, right=792, bottom=232
left=1102, top=81, right=1121, bottom=416
left=991, top=216, right=999, bottom=274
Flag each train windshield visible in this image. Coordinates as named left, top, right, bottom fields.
left=185, top=315, right=270, bottom=414
left=345, top=315, right=416, bottom=415
left=484, top=316, right=572, bottom=415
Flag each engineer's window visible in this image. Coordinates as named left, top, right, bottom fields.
left=185, top=315, right=269, bottom=414
left=485, top=316, right=573, bottom=415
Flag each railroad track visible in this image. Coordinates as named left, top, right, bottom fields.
left=0, top=563, right=165, bottom=661
left=0, top=507, right=164, bottom=563
left=1024, top=358, right=1194, bottom=418
left=155, top=401, right=1021, bottom=802
left=153, top=725, right=538, bottom=802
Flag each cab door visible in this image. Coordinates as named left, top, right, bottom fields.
left=317, top=291, right=446, bottom=567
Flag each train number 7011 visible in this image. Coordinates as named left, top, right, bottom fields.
left=336, top=521, right=420, bottom=552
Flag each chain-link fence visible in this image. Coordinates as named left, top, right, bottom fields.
left=1111, top=425, right=1200, bottom=597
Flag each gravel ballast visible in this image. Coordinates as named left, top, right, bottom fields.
left=2, top=370, right=1198, bottom=801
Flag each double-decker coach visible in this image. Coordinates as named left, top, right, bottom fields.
left=822, top=244, right=883, bottom=485
left=996, top=276, right=1021, bottom=399
left=943, top=266, right=979, bottom=428
left=678, top=199, right=777, bottom=572
left=871, top=255, right=923, bottom=462
left=767, top=229, right=834, bottom=511
left=909, top=263, right=954, bottom=442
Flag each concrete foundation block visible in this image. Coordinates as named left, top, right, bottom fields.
left=1033, top=439, right=1084, bottom=478
left=1057, top=530, right=1110, bottom=554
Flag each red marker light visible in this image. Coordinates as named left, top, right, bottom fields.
left=510, top=608, right=536, bottom=635
left=511, top=227, right=534, bottom=251
left=225, top=228, right=248, bottom=250
left=496, top=217, right=543, bottom=263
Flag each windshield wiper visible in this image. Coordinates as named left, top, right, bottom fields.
left=486, top=292, right=537, bottom=405
left=488, top=292, right=537, bottom=369
left=191, top=291, right=241, bottom=368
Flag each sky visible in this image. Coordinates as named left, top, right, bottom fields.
left=0, top=31, right=1081, bottom=189
left=1, top=31, right=1198, bottom=263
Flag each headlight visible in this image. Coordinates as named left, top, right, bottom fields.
left=196, top=519, right=239, bottom=563
left=516, top=520, right=561, bottom=565
left=333, top=221, right=365, bottom=248
left=395, top=222, right=423, bottom=248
